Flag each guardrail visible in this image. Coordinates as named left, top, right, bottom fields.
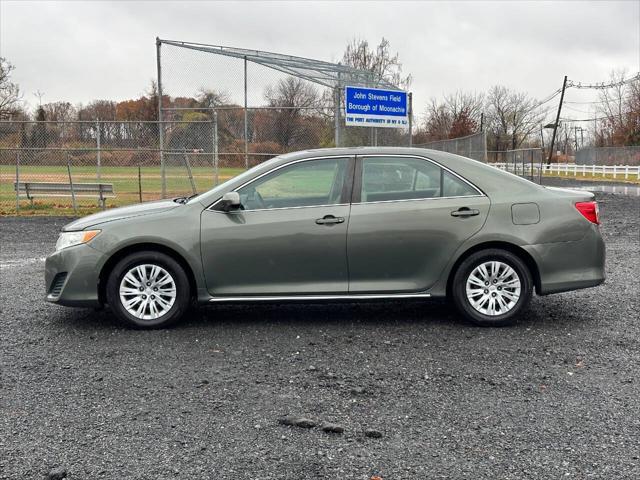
left=491, top=163, right=640, bottom=181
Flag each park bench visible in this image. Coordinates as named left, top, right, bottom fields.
left=14, top=181, right=116, bottom=209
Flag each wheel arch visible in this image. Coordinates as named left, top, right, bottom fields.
left=98, top=242, right=198, bottom=304
left=446, top=241, right=541, bottom=296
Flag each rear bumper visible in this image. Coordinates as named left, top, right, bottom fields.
left=45, top=244, right=103, bottom=307
left=524, top=225, right=606, bottom=295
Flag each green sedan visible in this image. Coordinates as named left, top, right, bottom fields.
left=45, top=147, right=605, bottom=328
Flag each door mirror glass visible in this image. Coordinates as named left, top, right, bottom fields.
left=220, top=191, right=242, bottom=211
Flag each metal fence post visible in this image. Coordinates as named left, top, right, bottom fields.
left=156, top=38, right=166, bottom=198
left=183, top=148, right=197, bottom=195
left=138, top=163, right=143, bottom=203
left=244, top=55, right=249, bottom=170
left=538, top=148, right=543, bottom=184
left=334, top=87, right=341, bottom=147
left=15, top=150, right=20, bottom=213
left=483, top=131, right=488, bottom=163
left=530, top=150, right=534, bottom=181
left=334, top=70, right=341, bottom=148
left=212, top=111, right=219, bottom=186
left=408, top=92, right=413, bottom=147
left=96, top=119, right=101, bottom=181
left=66, top=152, right=77, bottom=214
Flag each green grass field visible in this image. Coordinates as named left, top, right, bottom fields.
left=0, top=165, right=246, bottom=215
left=541, top=171, right=640, bottom=182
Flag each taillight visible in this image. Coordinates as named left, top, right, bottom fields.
left=575, top=201, right=600, bottom=225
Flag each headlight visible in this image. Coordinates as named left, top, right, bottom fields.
left=55, top=230, right=101, bottom=251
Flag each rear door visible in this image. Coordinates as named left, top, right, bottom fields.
left=200, top=156, right=354, bottom=295
left=347, top=155, right=490, bottom=293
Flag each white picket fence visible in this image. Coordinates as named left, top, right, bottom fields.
left=491, top=163, right=640, bottom=180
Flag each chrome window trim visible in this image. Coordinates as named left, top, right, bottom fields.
left=207, top=203, right=350, bottom=215
left=355, top=153, right=486, bottom=205
left=206, top=154, right=353, bottom=212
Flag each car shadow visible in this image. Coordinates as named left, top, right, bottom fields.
left=54, top=298, right=465, bottom=331
left=54, top=294, right=593, bottom=333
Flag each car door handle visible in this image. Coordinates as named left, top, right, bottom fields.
left=316, top=215, right=345, bottom=225
left=451, top=208, right=480, bottom=217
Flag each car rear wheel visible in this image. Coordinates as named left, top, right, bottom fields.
left=451, top=249, right=533, bottom=327
left=106, top=251, right=190, bottom=328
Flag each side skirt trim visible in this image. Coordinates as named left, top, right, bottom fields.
left=208, top=292, right=431, bottom=303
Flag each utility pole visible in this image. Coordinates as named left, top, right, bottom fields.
left=479, top=112, right=484, bottom=133
left=547, top=75, right=568, bottom=165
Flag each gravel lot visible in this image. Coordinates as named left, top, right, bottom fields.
left=1, top=179, right=639, bottom=479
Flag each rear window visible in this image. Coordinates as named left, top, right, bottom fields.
left=360, top=156, right=478, bottom=202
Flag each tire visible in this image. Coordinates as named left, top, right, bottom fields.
left=105, top=250, right=191, bottom=328
left=451, top=249, right=533, bottom=327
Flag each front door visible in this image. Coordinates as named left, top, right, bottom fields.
left=200, top=157, right=353, bottom=295
left=347, top=155, right=490, bottom=293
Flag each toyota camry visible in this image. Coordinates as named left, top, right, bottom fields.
left=45, top=147, right=605, bottom=328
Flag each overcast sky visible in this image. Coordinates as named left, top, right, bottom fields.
left=1, top=0, right=638, bottom=121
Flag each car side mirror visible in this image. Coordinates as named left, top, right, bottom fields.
left=220, top=191, right=242, bottom=212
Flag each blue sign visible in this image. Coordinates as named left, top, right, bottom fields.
left=345, top=86, right=408, bottom=128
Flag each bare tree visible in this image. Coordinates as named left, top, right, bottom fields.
left=485, top=86, right=544, bottom=151
left=342, top=38, right=411, bottom=89
left=422, top=100, right=453, bottom=141
left=595, top=70, right=640, bottom=146
left=42, top=101, right=76, bottom=122
left=261, top=77, right=321, bottom=148
left=196, top=88, right=230, bottom=111
left=421, top=91, right=484, bottom=141
left=0, top=57, right=21, bottom=119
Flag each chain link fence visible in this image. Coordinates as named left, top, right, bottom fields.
left=575, top=146, right=640, bottom=166
left=414, top=132, right=487, bottom=162
left=0, top=120, right=233, bottom=214
left=487, top=148, right=544, bottom=182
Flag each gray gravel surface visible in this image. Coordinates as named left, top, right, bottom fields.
left=1, top=181, right=639, bottom=479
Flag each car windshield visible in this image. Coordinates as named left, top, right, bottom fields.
left=185, top=155, right=286, bottom=205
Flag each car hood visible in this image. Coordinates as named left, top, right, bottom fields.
left=63, top=199, right=180, bottom=231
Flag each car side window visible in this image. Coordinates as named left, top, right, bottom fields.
left=360, top=157, right=442, bottom=202
left=442, top=170, right=479, bottom=197
left=237, top=158, right=348, bottom=210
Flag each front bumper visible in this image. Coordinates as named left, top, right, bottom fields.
left=45, top=244, right=104, bottom=307
left=524, top=224, right=606, bottom=295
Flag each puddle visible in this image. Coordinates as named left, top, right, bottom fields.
left=570, top=185, right=640, bottom=196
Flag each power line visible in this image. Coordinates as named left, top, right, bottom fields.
left=565, top=99, right=612, bottom=105
left=563, top=104, right=599, bottom=114
left=560, top=115, right=615, bottom=122
left=566, top=72, right=640, bottom=90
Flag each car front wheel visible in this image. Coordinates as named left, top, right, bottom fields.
left=451, top=249, right=533, bottom=327
left=106, top=251, right=190, bottom=328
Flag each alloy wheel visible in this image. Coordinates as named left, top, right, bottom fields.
left=465, top=260, right=521, bottom=316
left=119, top=264, right=177, bottom=320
